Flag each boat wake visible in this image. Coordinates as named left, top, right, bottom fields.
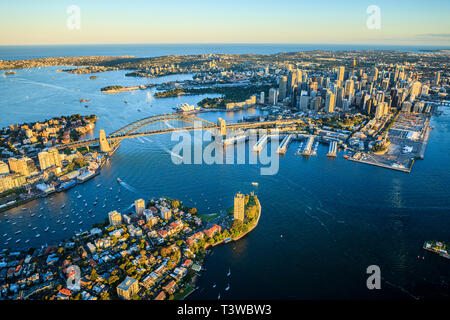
left=118, top=180, right=140, bottom=195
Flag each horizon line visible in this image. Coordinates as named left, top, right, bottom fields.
left=0, top=42, right=450, bottom=48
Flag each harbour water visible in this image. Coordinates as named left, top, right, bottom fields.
left=0, top=46, right=450, bottom=299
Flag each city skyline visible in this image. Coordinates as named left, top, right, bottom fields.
left=1, top=0, right=450, bottom=46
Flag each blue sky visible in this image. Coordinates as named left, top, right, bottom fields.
left=0, top=0, right=449, bottom=45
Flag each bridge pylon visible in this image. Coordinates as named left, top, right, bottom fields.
left=217, top=117, right=226, bottom=136
left=99, top=129, right=111, bottom=153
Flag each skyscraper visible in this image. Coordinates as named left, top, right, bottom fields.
left=434, top=71, right=441, bottom=85
left=234, top=193, right=245, bottom=221
left=325, top=91, right=336, bottom=113
left=268, top=88, right=278, bottom=105
left=278, top=76, right=287, bottom=101
left=337, top=66, right=345, bottom=82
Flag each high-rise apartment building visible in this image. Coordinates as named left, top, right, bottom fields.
left=108, top=210, right=122, bottom=226
left=234, top=193, right=245, bottom=221
left=135, top=199, right=145, bottom=216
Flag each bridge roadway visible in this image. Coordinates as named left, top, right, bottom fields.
left=56, top=113, right=305, bottom=150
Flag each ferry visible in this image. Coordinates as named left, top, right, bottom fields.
left=77, top=170, right=97, bottom=183
left=252, top=182, right=259, bottom=187
left=57, top=180, right=77, bottom=192
left=117, top=178, right=122, bottom=183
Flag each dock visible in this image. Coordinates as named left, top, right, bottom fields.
left=252, top=133, right=268, bottom=152
left=327, top=141, right=338, bottom=157
left=222, top=133, right=248, bottom=146
left=276, top=134, right=293, bottom=154
left=301, top=136, right=315, bottom=156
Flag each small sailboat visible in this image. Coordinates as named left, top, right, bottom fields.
left=35, top=234, right=40, bottom=238
left=218, top=293, right=221, bottom=300
left=63, top=227, right=67, bottom=231
left=77, top=195, right=82, bottom=199
left=61, top=204, right=66, bottom=209
left=225, top=284, right=230, bottom=291
left=25, top=239, right=30, bottom=244
left=44, top=227, right=49, bottom=232
left=227, top=268, right=231, bottom=277
left=15, top=239, right=21, bottom=243
left=32, top=227, right=37, bottom=230
left=212, top=284, right=216, bottom=288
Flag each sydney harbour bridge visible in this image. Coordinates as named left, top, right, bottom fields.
left=56, top=113, right=304, bottom=152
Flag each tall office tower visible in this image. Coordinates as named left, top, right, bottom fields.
left=299, top=94, right=309, bottom=111
left=343, top=99, right=350, bottom=112
left=375, top=102, right=388, bottom=119
left=233, top=193, right=245, bottom=222
left=278, top=76, right=287, bottom=100
left=365, top=98, right=373, bottom=115
left=287, top=71, right=297, bottom=95
left=268, top=88, right=278, bottom=105
left=325, top=91, right=336, bottom=113
left=108, top=210, right=122, bottom=226
left=344, top=79, right=354, bottom=97
left=134, top=199, right=145, bottom=216
left=434, top=71, right=441, bottom=85
left=8, top=157, right=33, bottom=177
left=259, top=91, right=265, bottom=104
left=375, top=90, right=385, bottom=104
left=420, top=85, right=429, bottom=96
left=0, top=161, right=9, bottom=174
left=371, top=67, right=379, bottom=82
left=309, top=81, right=318, bottom=93
left=336, top=86, right=344, bottom=108
left=410, top=81, right=422, bottom=97
left=296, top=69, right=303, bottom=85
left=337, top=66, right=345, bottom=82
left=381, top=78, right=390, bottom=91
left=313, top=96, right=322, bottom=111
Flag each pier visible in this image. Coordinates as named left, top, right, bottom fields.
left=327, top=141, right=338, bottom=157
left=276, top=134, right=293, bottom=154
left=302, top=136, right=315, bottom=156
left=252, top=133, right=268, bottom=152
left=222, top=133, right=248, bottom=146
